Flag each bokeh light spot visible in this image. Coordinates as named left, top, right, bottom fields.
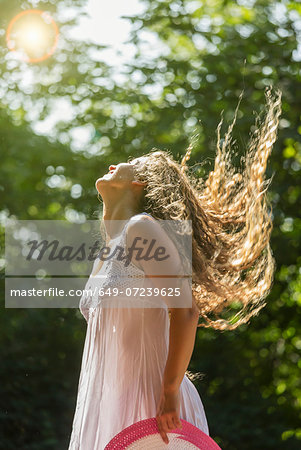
left=6, top=9, right=59, bottom=63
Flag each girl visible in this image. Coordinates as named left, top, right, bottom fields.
left=68, top=87, right=282, bottom=449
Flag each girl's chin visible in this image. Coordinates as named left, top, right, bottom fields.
left=95, top=178, right=104, bottom=191
left=96, top=175, right=110, bottom=185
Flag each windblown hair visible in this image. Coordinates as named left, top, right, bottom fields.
left=130, top=87, right=282, bottom=331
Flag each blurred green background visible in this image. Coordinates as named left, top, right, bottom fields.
left=0, top=0, right=300, bottom=449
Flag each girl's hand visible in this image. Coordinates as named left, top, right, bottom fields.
left=156, top=388, right=182, bottom=444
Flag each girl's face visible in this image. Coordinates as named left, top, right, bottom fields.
left=95, top=157, right=146, bottom=192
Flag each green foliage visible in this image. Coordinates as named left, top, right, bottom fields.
left=1, top=0, right=300, bottom=448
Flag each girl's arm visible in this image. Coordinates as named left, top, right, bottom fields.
left=164, top=297, right=200, bottom=392
left=156, top=298, right=199, bottom=444
left=126, top=215, right=200, bottom=444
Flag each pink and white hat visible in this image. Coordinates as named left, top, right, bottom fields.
left=105, top=417, right=221, bottom=449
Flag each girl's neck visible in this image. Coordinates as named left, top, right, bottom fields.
left=102, top=201, right=142, bottom=238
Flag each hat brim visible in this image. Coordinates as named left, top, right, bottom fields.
left=105, top=417, right=221, bottom=449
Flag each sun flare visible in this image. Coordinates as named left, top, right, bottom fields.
left=6, top=9, right=59, bottom=63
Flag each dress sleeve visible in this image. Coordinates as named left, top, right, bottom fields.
left=126, top=215, right=192, bottom=309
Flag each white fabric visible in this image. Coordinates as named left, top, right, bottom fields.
left=68, top=212, right=209, bottom=450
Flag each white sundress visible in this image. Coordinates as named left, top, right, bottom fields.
left=68, top=212, right=209, bottom=449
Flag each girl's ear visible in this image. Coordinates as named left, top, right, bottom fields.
left=132, top=180, right=147, bottom=187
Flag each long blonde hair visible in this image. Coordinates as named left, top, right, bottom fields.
left=130, top=87, right=282, bottom=331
